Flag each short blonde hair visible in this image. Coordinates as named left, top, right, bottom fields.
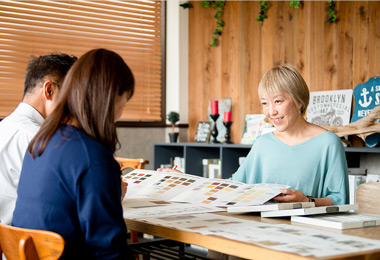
left=258, top=64, right=310, bottom=115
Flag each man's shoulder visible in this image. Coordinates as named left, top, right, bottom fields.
left=0, top=103, right=42, bottom=130
left=0, top=112, right=41, bottom=139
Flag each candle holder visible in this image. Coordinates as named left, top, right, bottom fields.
left=223, top=121, right=233, bottom=144
left=210, top=114, right=220, bottom=143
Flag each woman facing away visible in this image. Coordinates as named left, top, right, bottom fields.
left=207, top=64, right=349, bottom=260
left=12, top=49, right=134, bottom=259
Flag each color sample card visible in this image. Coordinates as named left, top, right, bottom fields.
left=132, top=173, right=204, bottom=201
left=123, top=204, right=224, bottom=220
left=138, top=213, right=380, bottom=258
left=222, top=183, right=289, bottom=206
left=123, top=169, right=288, bottom=207
left=122, top=170, right=163, bottom=198
left=169, top=179, right=242, bottom=204
left=170, top=179, right=287, bottom=206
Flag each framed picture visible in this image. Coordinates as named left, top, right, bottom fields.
left=194, top=121, right=211, bottom=143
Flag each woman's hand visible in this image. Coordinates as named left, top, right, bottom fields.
left=156, top=168, right=183, bottom=173
left=121, top=177, right=128, bottom=200
left=272, top=188, right=308, bottom=203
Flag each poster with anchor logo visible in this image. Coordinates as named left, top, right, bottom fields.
left=351, top=77, right=380, bottom=147
left=306, top=89, right=353, bottom=127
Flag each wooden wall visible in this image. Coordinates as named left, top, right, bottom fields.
left=188, top=1, right=380, bottom=143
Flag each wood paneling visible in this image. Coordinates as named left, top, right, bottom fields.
left=188, top=1, right=380, bottom=143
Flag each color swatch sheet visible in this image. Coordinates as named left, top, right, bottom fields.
left=138, top=213, right=380, bottom=258
left=122, top=169, right=289, bottom=207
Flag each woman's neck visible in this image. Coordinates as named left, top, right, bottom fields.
left=66, top=118, right=80, bottom=128
left=274, top=118, right=325, bottom=146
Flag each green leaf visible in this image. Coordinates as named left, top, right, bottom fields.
left=179, top=2, right=193, bottom=9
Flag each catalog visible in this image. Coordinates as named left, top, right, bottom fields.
left=227, top=201, right=315, bottom=213
left=261, top=204, right=358, bottom=218
left=291, top=212, right=380, bottom=230
left=122, top=169, right=289, bottom=207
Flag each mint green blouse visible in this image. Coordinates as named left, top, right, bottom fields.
left=232, top=131, right=349, bottom=205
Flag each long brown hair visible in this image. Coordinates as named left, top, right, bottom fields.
left=28, top=48, right=134, bottom=158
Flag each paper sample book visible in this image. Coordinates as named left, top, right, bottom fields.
left=291, top=212, right=380, bottom=230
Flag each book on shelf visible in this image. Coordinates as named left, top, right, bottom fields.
left=366, top=174, right=380, bottom=183
left=160, top=163, right=172, bottom=169
left=208, top=159, right=221, bottom=179
left=349, top=175, right=367, bottom=205
left=348, top=168, right=367, bottom=175
left=260, top=204, right=358, bottom=218
left=122, top=169, right=289, bottom=207
left=291, top=212, right=380, bottom=230
left=238, top=157, right=246, bottom=166
left=173, top=156, right=185, bottom=172
left=227, top=201, right=315, bottom=214
left=202, top=159, right=220, bottom=178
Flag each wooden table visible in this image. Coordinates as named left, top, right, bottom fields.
left=124, top=212, right=380, bottom=260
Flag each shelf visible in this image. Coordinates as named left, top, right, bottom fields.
left=153, top=143, right=380, bottom=178
left=153, top=143, right=251, bottom=178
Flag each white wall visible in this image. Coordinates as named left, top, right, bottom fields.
left=166, top=0, right=189, bottom=125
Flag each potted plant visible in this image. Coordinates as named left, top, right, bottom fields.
left=167, top=111, right=180, bottom=143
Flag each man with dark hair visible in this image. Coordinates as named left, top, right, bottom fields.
left=0, top=53, right=77, bottom=224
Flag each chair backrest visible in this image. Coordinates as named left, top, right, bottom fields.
left=0, top=223, right=64, bottom=260
left=355, top=182, right=380, bottom=215
left=115, top=157, right=149, bottom=171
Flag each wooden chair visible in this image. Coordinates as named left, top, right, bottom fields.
left=115, top=157, right=149, bottom=244
left=115, top=157, right=149, bottom=171
left=355, top=182, right=380, bottom=215
left=0, top=223, right=64, bottom=260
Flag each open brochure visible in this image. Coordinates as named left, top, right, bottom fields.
left=291, top=212, right=380, bottom=230
left=122, top=169, right=289, bottom=207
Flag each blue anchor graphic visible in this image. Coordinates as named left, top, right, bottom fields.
left=358, top=87, right=372, bottom=108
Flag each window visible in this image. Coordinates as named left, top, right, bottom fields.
left=0, top=0, right=165, bottom=123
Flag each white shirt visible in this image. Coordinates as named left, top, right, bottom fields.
left=0, top=103, right=44, bottom=224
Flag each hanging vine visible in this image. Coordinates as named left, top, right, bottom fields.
left=181, top=0, right=338, bottom=46
left=179, top=2, right=193, bottom=9
left=290, top=1, right=300, bottom=9
left=256, top=1, right=269, bottom=23
left=181, top=1, right=226, bottom=47
left=327, top=0, right=337, bottom=23
left=202, top=1, right=226, bottom=47
left=255, top=1, right=337, bottom=23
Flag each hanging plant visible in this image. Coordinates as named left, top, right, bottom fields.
left=327, top=0, right=337, bottom=23
left=256, top=1, right=269, bottom=23
left=290, top=1, right=300, bottom=9
left=180, top=1, right=225, bottom=47
left=179, top=2, right=193, bottom=9
left=201, top=1, right=226, bottom=47
left=211, top=1, right=226, bottom=47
